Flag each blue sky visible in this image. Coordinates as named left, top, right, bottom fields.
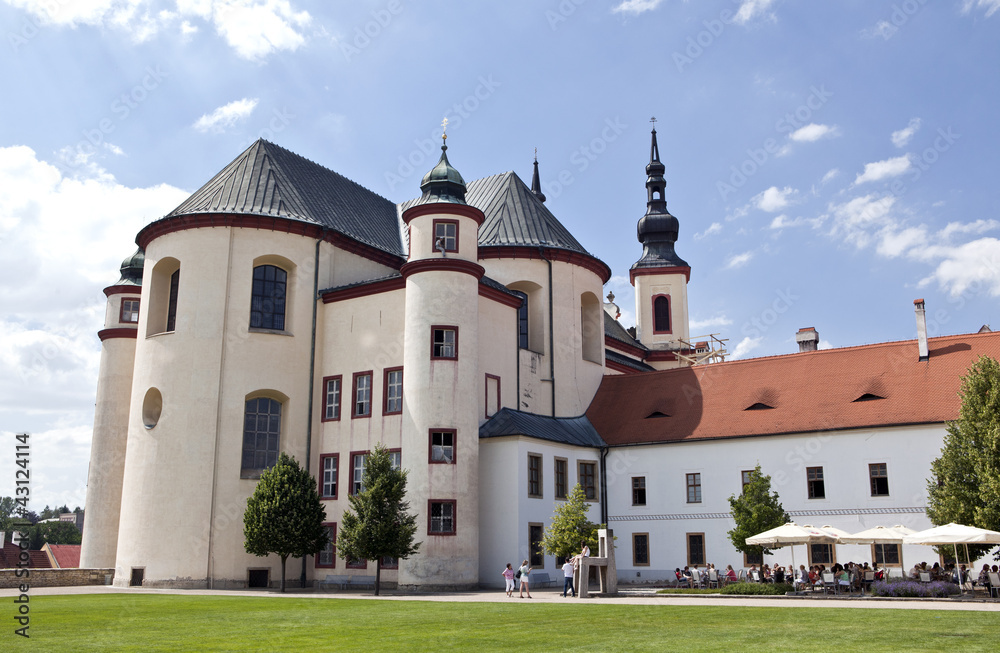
left=2, top=0, right=999, bottom=510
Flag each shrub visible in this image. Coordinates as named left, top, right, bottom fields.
left=870, top=577, right=961, bottom=598
left=720, top=582, right=794, bottom=595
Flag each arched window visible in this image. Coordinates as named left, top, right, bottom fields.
left=250, top=265, right=287, bottom=330
left=508, top=281, right=543, bottom=353
left=241, top=397, right=281, bottom=478
left=146, top=257, right=180, bottom=337
left=580, top=292, right=602, bottom=364
left=653, top=295, right=671, bottom=333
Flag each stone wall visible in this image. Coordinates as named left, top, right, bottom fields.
left=0, top=568, right=114, bottom=588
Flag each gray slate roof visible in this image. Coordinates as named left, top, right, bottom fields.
left=479, top=408, right=605, bottom=448
left=605, top=349, right=655, bottom=372
left=604, top=312, right=647, bottom=351
left=165, top=140, right=405, bottom=257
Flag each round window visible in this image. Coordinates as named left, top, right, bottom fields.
left=142, top=388, right=162, bottom=429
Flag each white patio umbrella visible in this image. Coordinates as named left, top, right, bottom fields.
left=903, top=523, right=1000, bottom=593
left=746, top=523, right=837, bottom=578
left=840, top=525, right=916, bottom=577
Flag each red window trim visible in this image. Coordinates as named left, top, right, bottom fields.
left=428, top=429, right=457, bottom=465
left=380, top=556, right=399, bottom=570
left=318, top=453, right=338, bottom=500
left=316, top=522, right=337, bottom=569
left=427, top=499, right=457, bottom=536
left=430, top=325, right=459, bottom=360
left=652, top=293, right=672, bottom=334
left=321, top=375, right=342, bottom=422
left=119, top=297, right=141, bottom=324
left=382, top=367, right=403, bottom=416
left=432, top=219, right=460, bottom=253
left=351, top=371, right=373, bottom=419
left=346, top=558, right=368, bottom=570
left=485, top=373, right=501, bottom=418
left=349, top=450, right=368, bottom=496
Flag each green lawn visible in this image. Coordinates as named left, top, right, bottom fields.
left=11, top=594, right=999, bottom=652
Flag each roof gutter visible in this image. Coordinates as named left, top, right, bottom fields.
left=300, top=232, right=322, bottom=590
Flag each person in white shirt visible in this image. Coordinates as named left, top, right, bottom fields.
left=562, top=560, right=576, bottom=597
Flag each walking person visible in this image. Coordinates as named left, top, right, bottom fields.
left=502, top=563, right=516, bottom=597
left=562, top=558, right=576, bottom=597
left=519, top=560, right=532, bottom=598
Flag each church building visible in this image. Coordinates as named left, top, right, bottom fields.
left=81, top=126, right=1000, bottom=589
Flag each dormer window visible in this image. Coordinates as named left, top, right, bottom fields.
left=853, top=393, right=884, bottom=402
left=745, top=402, right=774, bottom=411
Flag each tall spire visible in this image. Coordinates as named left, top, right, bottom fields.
left=415, top=117, right=468, bottom=205
left=530, top=148, right=546, bottom=203
left=632, top=121, right=688, bottom=271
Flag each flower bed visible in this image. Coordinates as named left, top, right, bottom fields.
left=869, top=577, right=961, bottom=598
left=720, top=582, right=794, bottom=595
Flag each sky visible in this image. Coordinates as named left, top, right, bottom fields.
left=1, top=0, right=999, bottom=511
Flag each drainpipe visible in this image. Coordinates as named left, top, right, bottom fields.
left=301, top=232, right=322, bottom=589
left=599, top=446, right=609, bottom=525
left=539, top=247, right=556, bottom=416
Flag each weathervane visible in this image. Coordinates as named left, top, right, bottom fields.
left=441, top=117, right=449, bottom=143
left=650, top=116, right=657, bottom=130
left=534, top=146, right=537, bottom=162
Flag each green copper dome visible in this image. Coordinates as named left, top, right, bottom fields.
left=415, top=144, right=468, bottom=205
left=117, top=247, right=145, bottom=286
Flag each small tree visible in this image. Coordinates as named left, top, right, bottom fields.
left=243, top=453, right=328, bottom=592
left=28, top=521, right=83, bottom=546
left=541, top=484, right=600, bottom=561
left=928, top=355, right=1000, bottom=560
left=338, top=444, right=420, bottom=595
left=727, top=464, right=789, bottom=562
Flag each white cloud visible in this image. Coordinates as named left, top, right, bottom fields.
left=731, top=336, right=763, bottom=359
left=920, top=237, right=1000, bottom=297
left=726, top=205, right=750, bottom=221
left=211, top=0, right=311, bottom=60
left=694, top=222, right=723, bottom=240
left=817, top=339, right=834, bottom=350
left=963, top=0, right=1000, bottom=17
left=194, top=98, right=259, bottom=133
left=769, top=214, right=822, bottom=230
left=821, top=168, right=840, bottom=184
left=725, top=251, right=754, bottom=269
left=733, top=0, right=777, bottom=25
left=876, top=225, right=928, bottom=258
left=938, top=219, right=1000, bottom=241
left=789, top=123, right=838, bottom=142
left=752, top=186, right=796, bottom=212
left=855, top=155, right=912, bottom=184
left=611, top=0, right=665, bottom=15
left=861, top=20, right=897, bottom=40
left=891, top=118, right=922, bottom=148
left=827, top=193, right=897, bottom=249
left=690, top=315, right=733, bottom=331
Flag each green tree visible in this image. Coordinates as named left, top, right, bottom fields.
left=727, top=464, right=789, bottom=561
left=541, top=484, right=600, bottom=560
left=0, top=496, right=18, bottom=532
left=928, top=355, right=1000, bottom=560
left=33, top=521, right=83, bottom=546
left=338, top=444, right=420, bottom=595
left=243, top=453, right=328, bottom=592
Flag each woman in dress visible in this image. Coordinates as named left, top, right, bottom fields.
left=519, top=560, right=532, bottom=598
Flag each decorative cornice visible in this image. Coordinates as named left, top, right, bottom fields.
left=629, top=265, right=691, bottom=285
left=645, top=350, right=680, bottom=362
left=605, top=359, right=644, bottom=375
left=400, top=258, right=485, bottom=280
left=103, top=285, right=141, bottom=297
left=608, top=507, right=926, bottom=522
left=401, top=202, right=485, bottom=226
left=321, top=276, right=406, bottom=304
left=478, top=245, right=612, bottom=284
left=605, top=334, right=646, bottom=359
left=98, top=328, right=138, bottom=341
left=478, top=283, right=524, bottom=308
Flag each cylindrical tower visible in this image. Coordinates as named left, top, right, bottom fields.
left=399, top=140, right=484, bottom=589
left=80, top=249, right=144, bottom=569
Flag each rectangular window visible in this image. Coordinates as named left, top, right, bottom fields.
left=873, top=543, right=900, bottom=566
left=241, top=397, right=281, bottom=478
left=322, top=376, right=341, bottom=421
left=633, top=533, right=650, bottom=566
left=485, top=374, right=500, bottom=417
left=428, top=500, right=456, bottom=535
left=317, top=523, right=336, bottom=568
left=632, top=477, right=646, bottom=506
left=554, top=458, right=568, bottom=500
left=431, top=326, right=458, bottom=360
left=389, top=449, right=401, bottom=471
left=686, top=473, right=702, bottom=504
left=807, top=466, right=825, bottom=499
left=380, top=556, right=398, bottom=569
left=352, top=371, right=372, bottom=418
left=579, top=461, right=598, bottom=501
left=429, top=430, right=455, bottom=464
left=687, top=533, right=705, bottom=566
left=741, top=470, right=753, bottom=490
left=346, top=558, right=367, bottom=570
left=433, top=219, right=458, bottom=252
left=350, top=452, right=367, bottom=495
left=743, top=550, right=763, bottom=567
left=869, top=463, right=889, bottom=496
left=809, top=543, right=835, bottom=566
left=528, top=454, right=542, bottom=498
left=319, top=454, right=338, bottom=499
left=166, top=269, right=180, bottom=332
left=120, top=298, right=140, bottom=323
left=529, top=523, right=544, bottom=568
left=383, top=367, right=403, bottom=415
left=512, top=290, right=529, bottom=349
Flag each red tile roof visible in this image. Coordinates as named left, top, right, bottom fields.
left=587, top=331, right=1000, bottom=446
left=48, top=544, right=81, bottom=569
left=28, top=550, right=51, bottom=569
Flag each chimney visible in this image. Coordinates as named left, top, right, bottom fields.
left=796, top=327, right=819, bottom=352
left=914, top=299, right=929, bottom=361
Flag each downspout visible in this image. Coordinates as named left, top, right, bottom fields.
left=301, top=232, right=322, bottom=589
left=539, top=247, right=556, bottom=416
left=599, top=446, right=609, bottom=525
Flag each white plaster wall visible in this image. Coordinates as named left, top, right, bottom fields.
left=605, top=424, right=947, bottom=583
left=633, top=272, right=690, bottom=350
left=477, top=295, right=517, bottom=423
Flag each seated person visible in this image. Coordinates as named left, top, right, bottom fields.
left=675, top=567, right=691, bottom=588
left=747, top=564, right=759, bottom=582
left=793, top=565, right=808, bottom=588
left=773, top=566, right=785, bottom=584
left=725, top=564, right=738, bottom=583
left=978, top=564, right=991, bottom=588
